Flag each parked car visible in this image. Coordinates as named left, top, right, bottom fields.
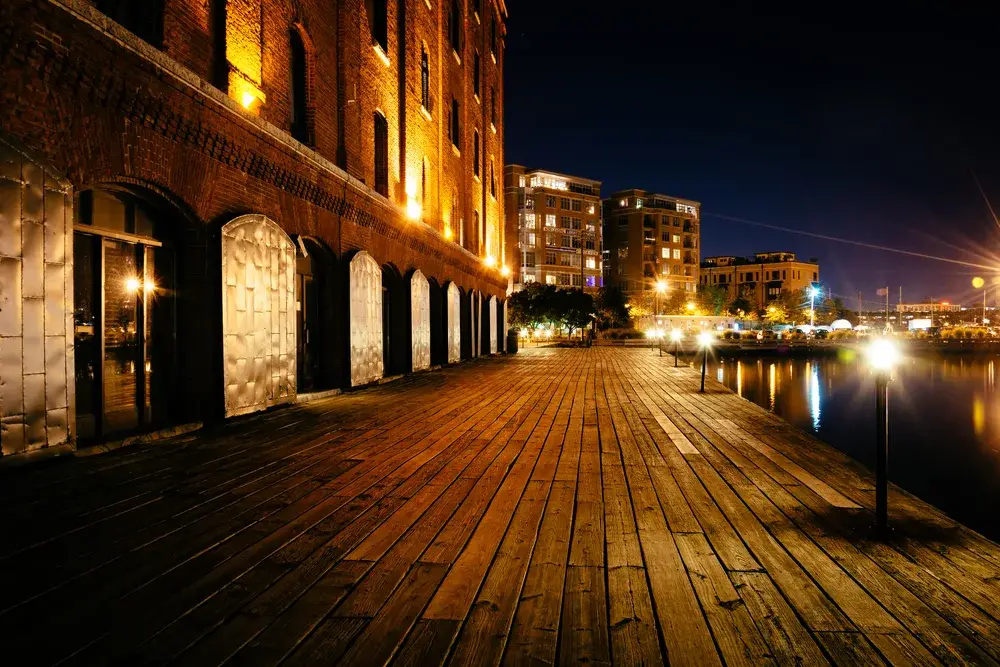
left=814, top=329, right=829, bottom=340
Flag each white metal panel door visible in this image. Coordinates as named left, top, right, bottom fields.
left=489, top=296, right=498, bottom=354
left=221, top=214, right=296, bottom=417
left=447, top=282, right=460, bottom=363
left=349, top=252, right=383, bottom=385
left=410, top=270, right=430, bottom=371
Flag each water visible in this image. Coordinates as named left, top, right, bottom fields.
left=707, top=353, right=1000, bottom=540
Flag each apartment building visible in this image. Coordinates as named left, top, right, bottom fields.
left=602, top=189, right=701, bottom=295
left=504, top=166, right=602, bottom=290
left=0, top=0, right=508, bottom=462
left=700, top=252, right=819, bottom=310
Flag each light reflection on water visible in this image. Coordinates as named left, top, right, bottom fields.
left=708, top=354, right=1000, bottom=541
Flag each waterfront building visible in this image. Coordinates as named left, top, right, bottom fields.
left=700, top=252, right=819, bottom=311
left=0, top=0, right=508, bottom=462
left=503, top=166, right=602, bottom=291
left=896, top=302, right=964, bottom=314
left=602, top=189, right=701, bottom=296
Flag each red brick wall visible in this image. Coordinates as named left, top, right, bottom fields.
left=0, top=0, right=507, bottom=298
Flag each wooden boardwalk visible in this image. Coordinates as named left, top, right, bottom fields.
left=2, top=347, right=1000, bottom=666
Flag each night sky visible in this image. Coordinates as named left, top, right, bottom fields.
left=504, top=1, right=1000, bottom=310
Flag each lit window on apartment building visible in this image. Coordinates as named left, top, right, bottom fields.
left=672, top=234, right=680, bottom=243
left=586, top=258, right=597, bottom=269
left=524, top=213, right=535, bottom=228
left=661, top=248, right=669, bottom=258
left=545, top=214, right=556, bottom=227
left=546, top=274, right=557, bottom=285
left=526, top=232, right=536, bottom=245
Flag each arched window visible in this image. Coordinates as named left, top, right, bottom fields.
left=449, top=0, right=461, bottom=53
left=211, top=0, right=228, bottom=91
left=372, top=0, right=388, bottom=52
left=473, top=210, right=480, bottom=251
left=289, top=28, right=310, bottom=144
left=473, top=50, right=480, bottom=97
left=97, top=0, right=164, bottom=47
left=490, top=11, right=497, bottom=57
left=373, top=111, right=389, bottom=196
left=421, top=46, right=430, bottom=110
left=473, top=131, right=480, bottom=176
left=421, top=157, right=428, bottom=206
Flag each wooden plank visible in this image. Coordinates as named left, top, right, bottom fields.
left=729, top=571, right=830, bottom=666
left=814, top=631, right=887, bottom=666
left=504, top=481, right=576, bottom=667
left=560, top=565, right=611, bottom=667
left=334, top=563, right=448, bottom=667
left=674, top=533, right=775, bottom=666
left=448, top=479, right=553, bottom=665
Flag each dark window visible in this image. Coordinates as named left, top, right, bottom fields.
left=451, top=98, right=460, bottom=148
left=473, top=131, right=480, bottom=176
left=289, top=29, right=309, bottom=143
left=490, top=162, right=496, bottom=197
left=490, top=87, right=496, bottom=126
left=211, top=0, right=228, bottom=91
left=421, top=160, right=427, bottom=204
left=97, top=0, right=163, bottom=47
left=421, top=47, right=430, bottom=109
left=490, top=12, right=497, bottom=56
left=449, top=0, right=461, bottom=53
left=374, top=112, right=389, bottom=196
left=473, top=51, right=480, bottom=96
left=372, top=0, right=388, bottom=52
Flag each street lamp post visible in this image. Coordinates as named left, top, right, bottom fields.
left=697, top=331, right=712, bottom=392
left=671, top=328, right=682, bottom=367
left=866, top=337, right=900, bottom=538
left=809, top=286, right=819, bottom=328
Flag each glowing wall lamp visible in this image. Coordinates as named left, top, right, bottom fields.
left=500, top=265, right=511, bottom=278
left=484, top=255, right=497, bottom=268
left=443, top=226, right=454, bottom=240
left=232, top=76, right=265, bottom=113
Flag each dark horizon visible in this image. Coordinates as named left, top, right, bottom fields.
left=505, top=1, right=1000, bottom=308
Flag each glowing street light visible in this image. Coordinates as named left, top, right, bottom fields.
left=654, top=279, right=667, bottom=317
left=865, top=337, right=901, bottom=537
left=697, top=330, right=713, bottom=392
left=809, top=286, right=820, bottom=328
left=500, top=265, right=511, bottom=278
left=670, top=328, right=683, bottom=367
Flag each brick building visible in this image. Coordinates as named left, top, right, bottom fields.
left=700, top=252, right=819, bottom=311
left=0, top=0, right=508, bottom=462
left=602, top=188, right=701, bottom=296
left=503, top=166, right=602, bottom=291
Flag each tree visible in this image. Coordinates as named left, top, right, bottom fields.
left=696, top=284, right=729, bottom=316
left=508, top=283, right=594, bottom=333
left=508, top=282, right=557, bottom=329
left=594, top=286, right=630, bottom=330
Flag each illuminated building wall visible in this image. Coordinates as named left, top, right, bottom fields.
left=602, top=188, right=701, bottom=296
left=0, top=0, right=510, bottom=461
left=700, top=252, right=819, bottom=311
left=504, top=165, right=603, bottom=291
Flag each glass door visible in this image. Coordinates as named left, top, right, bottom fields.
left=102, top=239, right=142, bottom=434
